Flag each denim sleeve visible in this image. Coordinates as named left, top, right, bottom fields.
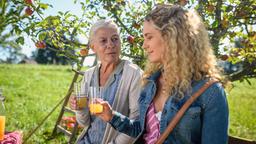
left=109, top=111, right=142, bottom=138
left=201, top=83, right=229, bottom=144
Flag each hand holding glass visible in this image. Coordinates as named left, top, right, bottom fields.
left=74, top=82, right=88, bottom=109
left=88, top=87, right=103, bottom=114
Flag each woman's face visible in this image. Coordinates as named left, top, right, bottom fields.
left=91, top=27, right=121, bottom=64
left=142, top=20, right=165, bottom=64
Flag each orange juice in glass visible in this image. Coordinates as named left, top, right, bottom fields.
left=0, top=116, right=5, bottom=140
left=89, top=103, right=103, bottom=114
left=74, top=82, right=88, bottom=109
left=88, top=87, right=103, bottom=114
left=77, top=94, right=88, bottom=109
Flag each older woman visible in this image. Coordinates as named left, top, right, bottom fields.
left=96, top=4, right=229, bottom=144
left=70, top=19, right=142, bottom=144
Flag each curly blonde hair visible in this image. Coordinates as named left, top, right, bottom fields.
left=143, top=4, right=221, bottom=98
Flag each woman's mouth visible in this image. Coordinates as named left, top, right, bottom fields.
left=107, top=52, right=116, bottom=55
left=147, top=51, right=153, bottom=55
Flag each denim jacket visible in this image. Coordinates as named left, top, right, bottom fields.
left=109, top=71, right=229, bottom=144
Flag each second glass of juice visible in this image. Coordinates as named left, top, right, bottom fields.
left=88, top=87, right=103, bottom=114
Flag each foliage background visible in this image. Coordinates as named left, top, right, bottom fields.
left=1, top=0, right=255, bottom=80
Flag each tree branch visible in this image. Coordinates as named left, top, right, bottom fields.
left=103, top=1, right=133, bottom=35
left=112, top=12, right=133, bottom=35
left=229, top=61, right=256, bottom=81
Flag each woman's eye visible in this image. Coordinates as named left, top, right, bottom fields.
left=147, top=36, right=152, bottom=40
left=100, top=39, right=106, bottom=43
left=112, top=37, right=119, bottom=41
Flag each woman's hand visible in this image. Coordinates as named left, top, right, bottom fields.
left=93, top=99, right=114, bottom=122
left=69, top=95, right=78, bottom=110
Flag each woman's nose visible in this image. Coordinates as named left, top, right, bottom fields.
left=107, top=39, right=114, bottom=48
left=142, top=41, right=147, bottom=50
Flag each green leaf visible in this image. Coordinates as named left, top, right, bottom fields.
left=212, top=20, right=219, bottom=28
left=16, top=37, right=24, bottom=45
left=39, top=3, right=49, bottom=9
left=39, top=32, right=47, bottom=41
left=14, top=26, right=22, bottom=35
left=58, top=11, right=63, bottom=15
left=52, top=18, right=60, bottom=26
left=64, top=13, right=72, bottom=19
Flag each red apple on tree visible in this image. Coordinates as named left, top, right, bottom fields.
left=24, top=0, right=33, bottom=5
left=127, top=35, right=134, bottom=44
left=236, top=10, right=246, bottom=18
left=35, top=41, right=46, bottom=49
left=207, top=4, right=215, bottom=12
left=25, top=7, right=33, bottom=16
left=132, top=22, right=140, bottom=29
left=80, top=49, right=89, bottom=56
left=221, top=19, right=229, bottom=28
left=220, top=55, right=229, bottom=61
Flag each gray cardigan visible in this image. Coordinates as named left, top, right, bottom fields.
left=76, top=60, right=143, bottom=144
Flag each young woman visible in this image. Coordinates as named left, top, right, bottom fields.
left=96, top=4, right=229, bottom=144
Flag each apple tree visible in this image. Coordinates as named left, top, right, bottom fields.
left=2, top=0, right=255, bottom=81
left=0, top=0, right=49, bottom=62
left=66, top=0, right=255, bottom=82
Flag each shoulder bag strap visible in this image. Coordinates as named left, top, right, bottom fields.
left=156, top=79, right=219, bottom=144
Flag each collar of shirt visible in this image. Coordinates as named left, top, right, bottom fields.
left=93, top=60, right=125, bottom=88
left=147, top=70, right=161, bottom=82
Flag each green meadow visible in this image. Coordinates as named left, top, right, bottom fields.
left=0, top=64, right=255, bottom=143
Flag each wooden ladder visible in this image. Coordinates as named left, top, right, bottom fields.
left=52, top=55, right=97, bottom=143
left=51, top=57, right=86, bottom=143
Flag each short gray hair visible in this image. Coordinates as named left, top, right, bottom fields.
left=89, top=19, right=119, bottom=44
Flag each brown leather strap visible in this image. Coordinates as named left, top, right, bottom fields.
left=156, top=79, right=219, bottom=144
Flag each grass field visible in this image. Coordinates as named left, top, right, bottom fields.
left=0, top=64, right=75, bottom=143
left=228, top=78, right=256, bottom=140
left=0, top=64, right=255, bottom=143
